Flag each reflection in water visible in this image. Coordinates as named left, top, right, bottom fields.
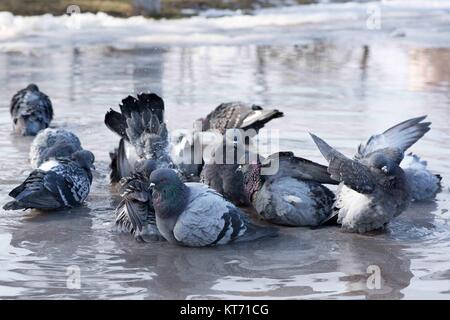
left=0, top=40, right=450, bottom=299
left=408, top=48, right=450, bottom=92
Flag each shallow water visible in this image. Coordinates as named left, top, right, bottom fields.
left=0, top=1, right=450, bottom=299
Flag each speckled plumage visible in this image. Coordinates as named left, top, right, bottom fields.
left=114, top=160, right=164, bottom=241
left=3, top=150, right=95, bottom=211
left=201, top=102, right=283, bottom=134
left=105, top=93, right=174, bottom=182
left=29, top=128, right=82, bottom=168
left=10, top=84, right=53, bottom=136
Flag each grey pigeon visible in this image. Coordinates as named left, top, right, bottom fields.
left=310, top=133, right=413, bottom=233
left=29, top=128, right=82, bottom=168
left=199, top=102, right=284, bottom=134
left=105, top=93, right=173, bottom=183
left=174, top=102, right=284, bottom=182
left=401, top=153, right=442, bottom=202
left=114, top=160, right=163, bottom=242
left=10, top=84, right=53, bottom=136
left=356, top=116, right=440, bottom=201
left=240, top=152, right=338, bottom=226
left=150, top=168, right=278, bottom=247
left=200, top=137, right=250, bottom=206
left=3, top=150, right=95, bottom=211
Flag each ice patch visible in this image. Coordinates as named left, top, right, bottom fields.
left=0, top=1, right=449, bottom=52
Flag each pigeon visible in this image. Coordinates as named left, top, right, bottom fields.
left=355, top=116, right=440, bottom=202
left=310, top=133, right=413, bottom=233
left=10, top=84, right=53, bottom=136
left=29, top=128, right=82, bottom=169
left=150, top=168, right=278, bottom=247
left=400, top=153, right=442, bottom=202
left=239, top=152, right=338, bottom=226
left=200, top=136, right=251, bottom=206
left=3, top=150, right=95, bottom=211
left=199, top=102, right=284, bottom=134
left=174, top=102, right=284, bottom=182
left=105, top=93, right=173, bottom=183
left=114, top=160, right=163, bottom=242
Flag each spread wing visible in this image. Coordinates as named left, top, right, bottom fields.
left=310, top=133, right=376, bottom=194
left=356, top=116, right=431, bottom=159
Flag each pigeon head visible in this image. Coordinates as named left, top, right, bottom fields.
left=72, top=150, right=95, bottom=171
left=26, top=84, right=39, bottom=92
left=149, top=168, right=189, bottom=219
left=150, top=168, right=182, bottom=191
left=367, top=153, right=397, bottom=175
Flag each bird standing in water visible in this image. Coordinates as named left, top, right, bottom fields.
left=10, top=84, right=53, bottom=136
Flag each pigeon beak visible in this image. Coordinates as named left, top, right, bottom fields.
left=90, top=164, right=96, bottom=170
left=149, top=182, right=155, bottom=189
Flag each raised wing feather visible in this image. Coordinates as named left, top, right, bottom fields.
left=356, top=116, right=430, bottom=159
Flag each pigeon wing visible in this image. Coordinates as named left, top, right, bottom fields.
left=356, top=116, right=431, bottom=159
left=173, top=184, right=248, bottom=246
left=310, top=133, right=376, bottom=194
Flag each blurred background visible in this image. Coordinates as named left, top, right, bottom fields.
left=0, top=0, right=366, bottom=17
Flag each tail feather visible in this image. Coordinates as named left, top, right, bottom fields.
left=109, top=138, right=133, bottom=183
left=104, top=109, right=128, bottom=141
left=104, top=93, right=165, bottom=142
left=3, top=201, right=26, bottom=211
left=240, top=106, right=284, bottom=132
left=236, top=224, right=278, bottom=243
left=265, top=151, right=338, bottom=185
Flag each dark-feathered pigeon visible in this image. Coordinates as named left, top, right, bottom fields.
left=114, top=160, right=163, bottom=242
left=29, top=128, right=82, bottom=168
left=3, top=150, right=95, bottom=211
left=356, top=116, right=440, bottom=202
left=174, top=102, right=283, bottom=182
left=105, top=93, right=174, bottom=183
left=10, top=84, right=53, bottom=136
left=240, top=152, right=338, bottom=226
left=310, top=132, right=413, bottom=233
left=150, top=168, right=278, bottom=247
left=200, top=137, right=251, bottom=206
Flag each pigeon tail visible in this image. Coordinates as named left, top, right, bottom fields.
left=3, top=201, right=27, bottom=211
left=109, top=138, right=132, bottom=183
left=235, top=223, right=278, bottom=243
left=309, top=133, right=343, bottom=163
left=240, top=106, right=284, bottom=132
left=104, top=92, right=164, bottom=142
left=105, top=93, right=169, bottom=163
